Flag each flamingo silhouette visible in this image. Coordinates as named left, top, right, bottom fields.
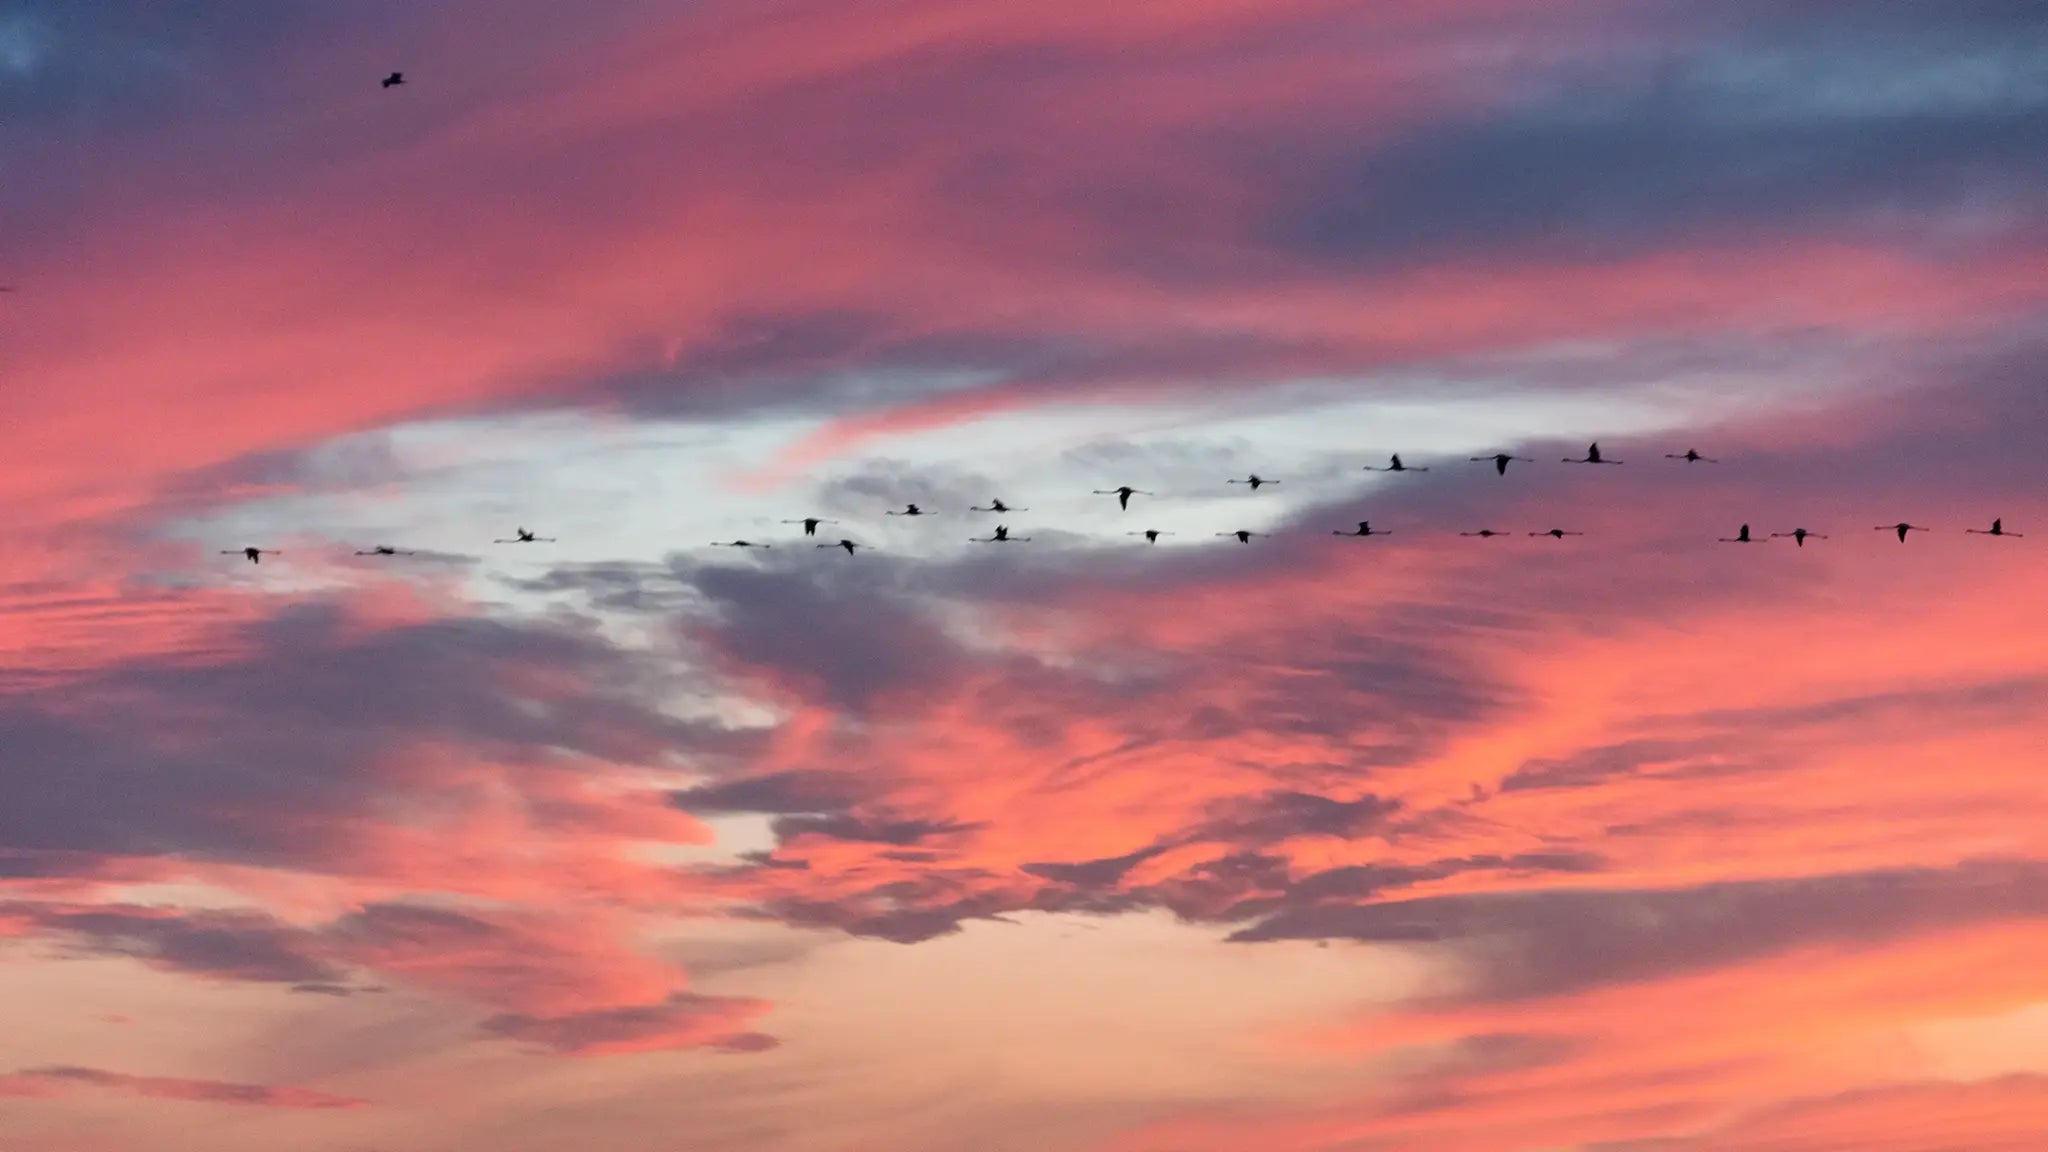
left=1563, top=442, right=1620, bottom=465
left=1965, top=519, right=2022, bottom=538
left=381, top=71, right=405, bottom=88
left=781, top=518, right=838, bottom=537
left=1362, top=454, right=1427, bottom=473
left=354, top=546, right=416, bottom=556
left=818, top=539, right=865, bottom=555
left=493, top=528, right=555, bottom=543
left=1216, top=530, right=1261, bottom=543
left=1875, top=523, right=1930, bottom=543
left=1127, top=530, right=1173, bottom=543
left=1770, top=529, right=1826, bottom=548
left=1471, top=453, right=1533, bottom=476
left=1460, top=529, right=1506, bottom=538
left=1094, top=486, right=1152, bottom=510
left=1529, top=529, right=1584, bottom=538
left=222, top=547, right=280, bottom=564
left=1666, top=449, right=1717, bottom=463
left=1335, top=521, right=1392, bottom=537
left=1227, top=475, right=1279, bottom=491
left=970, top=525, right=1031, bottom=543
left=1718, top=524, right=1762, bottom=543
left=711, top=540, right=771, bottom=548
left=970, top=499, right=1027, bottom=513
left=885, top=504, right=933, bottom=517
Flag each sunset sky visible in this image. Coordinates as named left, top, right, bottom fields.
left=3, top=2, right=2047, bottom=1149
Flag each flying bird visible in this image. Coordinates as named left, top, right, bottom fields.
left=1460, top=529, right=1507, bottom=538
left=1227, top=474, right=1279, bottom=491
left=1127, top=530, right=1173, bottom=543
left=1965, top=518, right=2022, bottom=537
left=1563, top=442, right=1621, bottom=465
left=970, top=525, right=1030, bottom=543
left=1362, top=454, right=1427, bottom=472
left=1876, top=522, right=1930, bottom=543
left=781, top=517, right=838, bottom=537
left=1094, top=486, right=1152, bottom=510
left=1334, top=521, right=1391, bottom=537
left=1471, top=453, right=1533, bottom=476
left=381, top=71, right=405, bottom=88
left=969, top=499, right=1027, bottom=513
left=711, top=540, right=771, bottom=548
left=493, top=528, right=555, bottom=543
left=1666, top=449, right=1717, bottom=463
left=1530, top=529, right=1584, bottom=538
left=1216, top=530, right=1261, bottom=543
left=818, top=539, right=865, bottom=555
left=222, top=547, right=280, bottom=564
left=1718, top=524, right=1761, bottom=543
left=1770, top=529, right=1826, bottom=547
left=353, top=545, right=416, bottom=556
left=885, top=503, right=934, bottom=516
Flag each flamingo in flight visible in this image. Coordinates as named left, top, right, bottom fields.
left=354, top=546, right=416, bottom=556
left=1770, top=529, right=1826, bottom=547
left=1335, top=521, right=1392, bottom=537
left=1362, top=454, right=1427, bottom=473
left=711, top=540, right=771, bottom=548
left=1563, top=442, right=1621, bottom=465
left=1666, top=449, right=1717, bottom=463
left=1471, top=453, right=1533, bottom=476
left=1876, top=522, right=1930, bottom=543
left=1460, top=529, right=1507, bottom=538
left=1966, top=519, right=2022, bottom=537
left=970, top=525, right=1030, bottom=543
left=1094, top=486, right=1152, bottom=510
left=1530, top=529, right=1583, bottom=539
left=885, top=503, right=934, bottom=517
left=1227, top=475, right=1279, bottom=491
left=781, top=517, right=838, bottom=537
left=381, top=71, right=405, bottom=88
left=494, top=528, right=555, bottom=543
left=970, top=499, right=1027, bottom=513
left=1216, top=530, right=1262, bottom=543
left=1127, top=530, right=1173, bottom=543
left=818, top=539, right=865, bottom=555
left=1719, top=524, right=1762, bottom=543
left=222, top=547, right=280, bottom=564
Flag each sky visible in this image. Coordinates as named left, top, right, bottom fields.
left=1, top=1, right=2046, bottom=1149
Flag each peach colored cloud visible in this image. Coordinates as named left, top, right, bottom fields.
left=0, top=1066, right=365, bottom=1110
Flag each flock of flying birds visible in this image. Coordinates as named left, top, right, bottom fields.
left=214, top=443, right=2025, bottom=564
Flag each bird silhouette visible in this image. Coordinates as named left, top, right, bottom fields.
left=1471, top=453, right=1533, bottom=476
left=1666, top=449, right=1717, bottom=463
left=1876, top=523, right=1929, bottom=543
left=1216, top=530, right=1261, bottom=543
left=1719, top=524, right=1761, bottom=543
left=970, top=525, right=1030, bottom=543
left=1530, top=529, right=1584, bottom=538
left=1965, top=518, right=2022, bottom=538
left=1770, top=529, right=1826, bottom=547
left=222, top=547, right=280, bottom=564
left=1362, top=454, right=1427, bottom=472
left=1094, top=486, right=1152, bottom=510
left=354, top=545, right=416, bottom=556
left=885, top=503, right=933, bottom=517
left=711, top=540, right=771, bottom=548
left=1227, top=474, right=1279, bottom=491
left=970, top=499, right=1027, bottom=513
left=381, top=71, right=404, bottom=88
left=1460, top=529, right=1507, bottom=538
left=818, top=539, right=864, bottom=555
left=1563, top=442, right=1621, bottom=465
left=493, top=527, right=555, bottom=543
left=1127, top=530, right=1173, bottom=543
left=1334, top=521, right=1392, bottom=537
left=781, top=518, right=838, bottom=537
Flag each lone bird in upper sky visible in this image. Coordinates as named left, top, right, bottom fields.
left=1564, top=442, right=1620, bottom=465
left=1719, top=524, right=1761, bottom=543
left=711, top=540, right=770, bottom=548
left=885, top=503, right=933, bottom=516
left=381, top=71, right=405, bottom=88
left=1217, top=530, right=1261, bottom=543
left=1335, top=521, right=1391, bottom=537
left=782, top=517, right=838, bottom=536
left=1472, top=453, right=1532, bottom=476
left=354, top=546, right=415, bottom=556
left=1771, top=529, right=1826, bottom=547
left=819, top=539, right=864, bottom=555
left=1966, top=518, right=2021, bottom=537
left=1666, top=449, right=1717, bottom=463
left=970, top=499, right=1026, bottom=513
left=1530, top=529, right=1583, bottom=538
left=970, top=525, right=1030, bottom=543
left=1095, top=486, right=1152, bottom=510
left=1362, top=454, right=1427, bottom=472
left=1876, top=522, right=1930, bottom=543
left=1127, top=530, right=1172, bottom=543
left=1227, top=475, right=1279, bottom=491
left=223, top=547, right=279, bottom=564
left=494, top=528, right=555, bottom=543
